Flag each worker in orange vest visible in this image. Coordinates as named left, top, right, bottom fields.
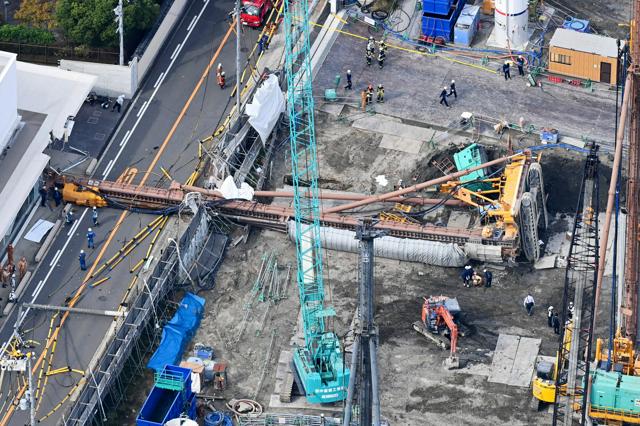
left=216, top=63, right=226, bottom=89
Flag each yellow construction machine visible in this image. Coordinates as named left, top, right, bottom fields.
left=532, top=320, right=573, bottom=410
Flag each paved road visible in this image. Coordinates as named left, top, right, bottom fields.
left=0, top=0, right=257, bottom=423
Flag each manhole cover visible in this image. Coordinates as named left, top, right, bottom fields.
left=92, top=110, right=102, bottom=117
left=94, top=132, right=106, bottom=141
left=87, top=117, right=99, bottom=124
left=98, top=295, right=108, bottom=301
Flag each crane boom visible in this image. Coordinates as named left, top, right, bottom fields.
left=552, top=145, right=600, bottom=425
left=283, top=0, right=348, bottom=403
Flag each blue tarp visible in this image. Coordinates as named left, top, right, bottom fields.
left=147, top=293, right=205, bottom=372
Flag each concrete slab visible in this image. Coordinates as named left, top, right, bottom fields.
left=447, top=211, right=472, bottom=229
left=379, top=134, right=422, bottom=154
left=488, top=334, right=541, bottom=387
left=317, top=102, right=345, bottom=117
left=534, top=256, right=557, bottom=270
left=352, top=115, right=435, bottom=141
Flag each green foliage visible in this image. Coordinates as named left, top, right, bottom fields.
left=56, top=0, right=160, bottom=49
left=0, top=24, right=55, bottom=44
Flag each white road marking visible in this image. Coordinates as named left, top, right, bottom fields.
left=66, top=213, right=83, bottom=237
left=49, top=250, right=61, bottom=267
left=187, top=15, right=198, bottom=31
left=102, top=160, right=115, bottom=178
left=31, top=280, right=45, bottom=298
left=119, top=130, right=131, bottom=146
left=31, top=208, right=88, bottom=303
left=136, top=101, right=148, bottom=117
left=101, top=0, right=210, bottom=181
left=153, top=72, right=165, bottom=88
left=170, top=43, right=181, bottom=60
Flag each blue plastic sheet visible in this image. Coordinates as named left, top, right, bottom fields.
left=147, top=293, right=205, bottom=372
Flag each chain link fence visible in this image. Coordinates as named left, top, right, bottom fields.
left=0, top=41, right=119, bottom=65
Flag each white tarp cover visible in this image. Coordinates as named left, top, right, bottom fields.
left=23, top=219, right=55, bottom=243
left=218, top=175, right=254, bottom=200
left=288, top=222, right=467, bottom=267
left=245, top=74, right=285, bottom=144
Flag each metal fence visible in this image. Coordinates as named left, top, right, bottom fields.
left=64, top=209, right=227, bottom=424
left=0, top=41, right=119, bottom=65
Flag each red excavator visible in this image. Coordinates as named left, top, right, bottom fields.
left=413, top=296, right=462, bottom=369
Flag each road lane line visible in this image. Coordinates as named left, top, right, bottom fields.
left=136, top=101, right=148, bottom=117
left=170, top=43, right=181, bottom=60
left=119, top=130, right=131, bottom=146
left=153, top=72, right=164, bottom=89
left=102, top=160, right=114, bottom=178
left=48, top=250, right=61, bottom=267
left=31, top=280, right=44, bottom=298
left=187, top=15, right=198, bottom=31
left=100, top=0, right=211, bottom=181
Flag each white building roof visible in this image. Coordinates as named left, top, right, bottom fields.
left=0, top=51, right=96, bottom=242
left=550, top=28, right=619, bottom=58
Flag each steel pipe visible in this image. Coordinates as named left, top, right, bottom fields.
left=323, top=153, right=524, bottom=214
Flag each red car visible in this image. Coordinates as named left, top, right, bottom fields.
left=240, top=0, right=272, bottom=27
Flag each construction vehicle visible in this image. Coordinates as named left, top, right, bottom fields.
left=412, top=296, right=462, bottom=369
left=282, top=0, right=348, bottom=404
left=586, top=331, right=640, bottom=424
left=240, top=0, right=272, bottom=27
left=531, top=320, right=573, bottom=410
left=436, top=148, right=548, bottom=262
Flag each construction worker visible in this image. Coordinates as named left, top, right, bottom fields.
left=552, top=313, right=560, bottom=334
left=471, top=271, right=483, bottom=287
left=79, top=250, right=87, bottom=271
left=365, top=84, right=374, bottom=105
left=92, top=206, right=99, bottom=226
left=461, top=265, right=473, bottom=287
left=377, top=50, right=385, bottom=69
left=439, top=86, right=450, bottom=108
left=483, top=268, right=492, bottom=288
left=10, top=273, right=16, bottom=291
left=216, top=64, right=226, bottom=89
left=503, top=61, right=511, bottom=80
left=547, top=306, right=554, bottom=327
left=449, top=80, right=457, bottom=99
left=344, top=70, right=352, bottom=90
left=65, top=209, right=74, bottom=225
left=376, top=84, right=384, bottom=103
left=524, top=293, right=535, bottom=316
left=87, top=228, right=96, bottom=249
left=39, top=186, right=48, bottom=207
left=257, top=33, right=269, bottom=54
left=378, top=39, right=387, bottom=54
left=567, top=301, right=574, bottom=320
left=366, top=36, right=375, bottom=54
left=360, top=90, right=367, bottom=111
left=366, top=50, right=373, bottom=67
left=53, top=187, right=62, bottom=207
left=17, top=257, right=27, bottom=282
left=516, top=55, right=525, bottom=76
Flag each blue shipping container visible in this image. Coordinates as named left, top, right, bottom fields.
left=423, top=0, right=454, bottom=15
left=454, top=5, right=480, bottom=46
left=422, top=0, right=466, bottom=41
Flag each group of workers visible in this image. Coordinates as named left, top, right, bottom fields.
left=439, top=80, right=457, bottom=108
left=546, top=302, right=574, bottom=334
left=502, top=56, right=526, bottom=80
left=365, top=36, right=387, bottom=69
left=460, top=265, right=492, bottom=288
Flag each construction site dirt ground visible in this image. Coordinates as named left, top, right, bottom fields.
left=178, top=105, right=614, bottom=425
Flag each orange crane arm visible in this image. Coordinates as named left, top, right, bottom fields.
left=436, top=305, right=458, bottom=357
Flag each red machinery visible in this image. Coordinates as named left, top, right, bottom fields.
left=240, top=0, right=272, bottom=27
left=413, top=296, right=461, bottom=369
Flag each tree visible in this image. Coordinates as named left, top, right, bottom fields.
left=15, top=0, right=57, bottom=30
left=56, top=0, right=159, bottom=49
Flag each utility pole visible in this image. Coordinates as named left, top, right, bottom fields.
left=114, top=0, right=124, bottom=66
left=235, top=0, right=241, bottom=117
left=28, top=353, right=35, bottom=426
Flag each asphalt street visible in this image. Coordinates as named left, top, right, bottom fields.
left=0, top=0, right=258, bottom=423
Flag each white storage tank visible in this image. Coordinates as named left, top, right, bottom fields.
left=493, top=0, right=529, bottom=49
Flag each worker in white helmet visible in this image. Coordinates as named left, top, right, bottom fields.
left=547, top=306, right=554, bottom=327
left=449, top=79, right=457, bottom=99
left=440, top=86, right=450, bottom=108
